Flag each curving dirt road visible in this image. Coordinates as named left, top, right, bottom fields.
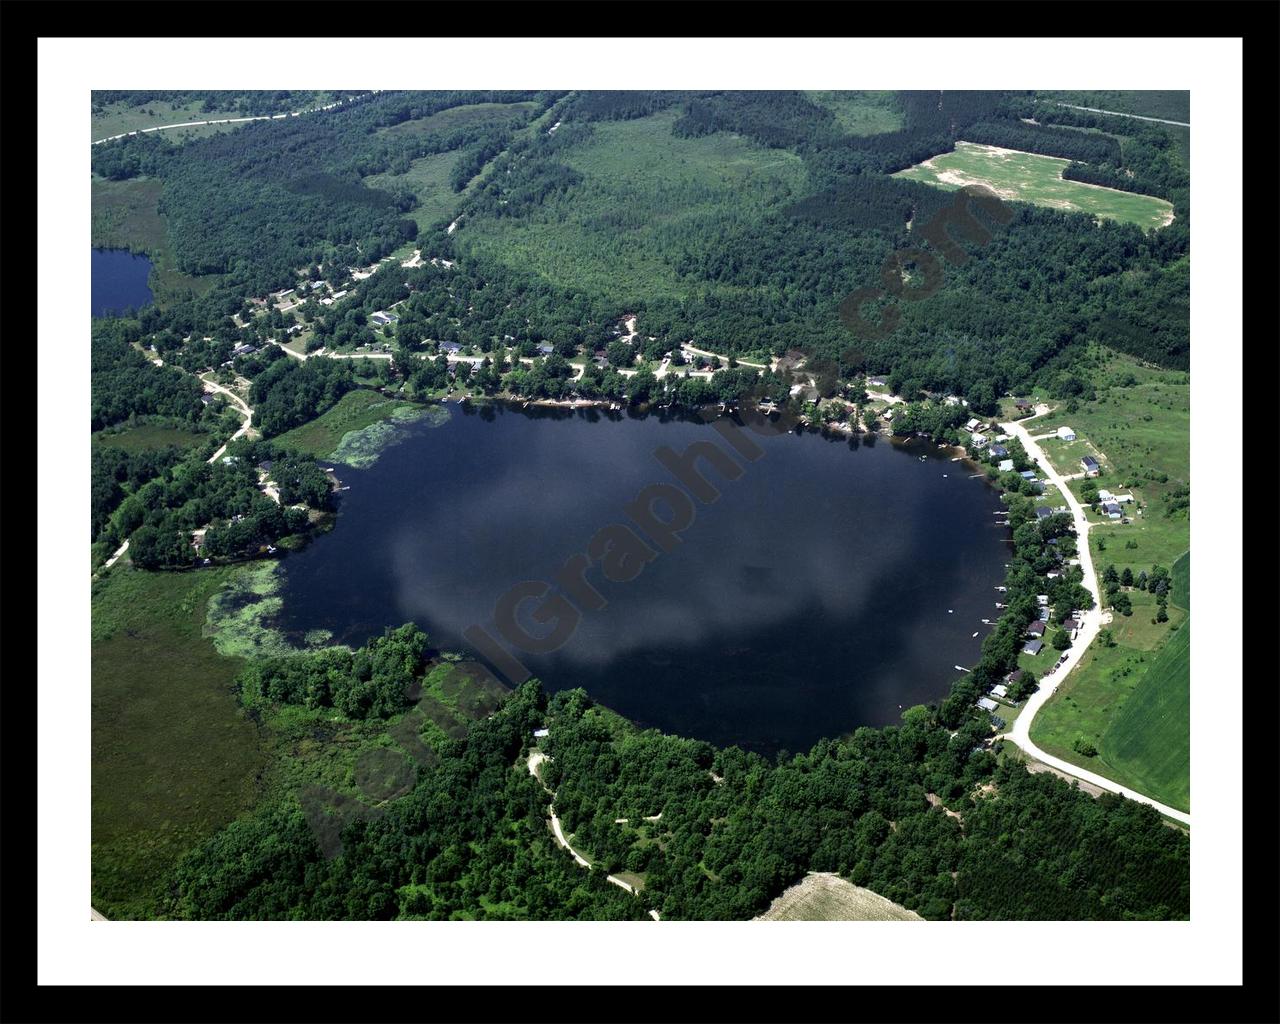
left=526, top=748, right=658, bottom=913
left=200, top=377, right=255, bottom=464
left=998, top=409, right=1191, bottom=826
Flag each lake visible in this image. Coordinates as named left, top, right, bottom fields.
left=273, top=403, right=1011, bottom=755
left=92, top=248, right=154, bottom=317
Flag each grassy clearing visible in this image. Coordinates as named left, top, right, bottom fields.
left=459, top=109, right=809, bottom=307
left=805, top=90, right=903, bottom=135
left=375, top=101, right=537, bottom=140
left=92, top=422, right=208, bottom=453
left=270, top=389, right=423, bottom=460
left=92, top=567, right=267, bottom=918
left=894, top=141, right=1173, bottom=230
left=756, top=873, right=922, bottom=921
left=92, top=99, right=249, bottom=143
left=91, top=176, right=220, bottom=302
left=1034, top=435, right=1106, bottom=478
left=364, top=150, right=471, bottom=230
left=1036, top=352, right=1189, bottom=569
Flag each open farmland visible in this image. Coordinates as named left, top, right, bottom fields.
left=756, top=873, right=922, bottom=921
left=894, top=141, right=1174, bottom=230
left=1028, top=354, right=1189, bottom=812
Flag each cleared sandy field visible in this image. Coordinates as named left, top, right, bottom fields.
left=756, top=873, right=922, bottom=921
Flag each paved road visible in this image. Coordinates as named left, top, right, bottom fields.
left=92, top=91, right=381, bottom=145
left=998, top=410, right=1191, bottom=826
left=1055, top=102, right=1190, bottom=129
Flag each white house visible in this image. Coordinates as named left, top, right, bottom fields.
left=1056, top=426, right=1077, bottom=441
left=971, top=432, right=989, bottom=448
left=998, top=459, right=1014, bottom=472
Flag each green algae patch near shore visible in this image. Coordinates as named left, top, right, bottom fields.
left=328, top=403, right=450, bottom=468
left=203, top=561, right=338, bottom=660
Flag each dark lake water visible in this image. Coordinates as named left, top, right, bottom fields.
left=92, top=248, right=154, bottom=317
left=274, top=403, right=1011, bottom=755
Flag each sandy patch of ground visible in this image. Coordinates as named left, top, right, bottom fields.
left=756, top=873, right=922, bottom=921
left=925, top=792, right=964, bottom=822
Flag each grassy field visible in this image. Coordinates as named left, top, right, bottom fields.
left=365, top=150, right=472, bottom=230
left=894, top=141, right=1174, bottom=230
left=375, top=101, right=537, bottom=140
left=459, top=109, right=809, bottom=310
left=92, top=567, right=267, bottom=918
left=805, top=91, right=903, bottom=135
left=91, top=176, right=220, bottom=303
left=1027, top=353, right=1189, bottom=811
left=92, top=99, right=250, bottom=143
left=270, top=389, right=421, bottom=460
left=92, top=422, right=208, bottom=453
left=756, top=873, right=922, bottom=921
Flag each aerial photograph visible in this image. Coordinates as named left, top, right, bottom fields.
left=88, top=87, right=1192, bottom=923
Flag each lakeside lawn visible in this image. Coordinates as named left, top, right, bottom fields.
left=92, top=567, right=266, bottom=918
left=270, top=388, right=419, bottom=460
left=893, top=141, right=1174, bottom=231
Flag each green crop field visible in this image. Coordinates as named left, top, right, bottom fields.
left=894, top=141, right=1174, bottom=230
left=458, top=109, right=810, bottom=308
left=1100, top=623, right=1190, bottom=809
left=92, top=567, right=267, bottom=918
left=806, top=90, right=903, bottom=135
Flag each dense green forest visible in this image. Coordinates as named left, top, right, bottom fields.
left=168, top=672, right=1188, bottom=921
